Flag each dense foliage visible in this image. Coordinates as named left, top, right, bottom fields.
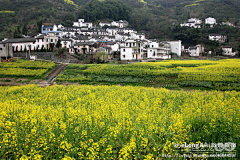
left=57, top=59, right=240, bottom=91
left=1, top=0, right=240, bottom=46
left=0, top=85, right=239, bottom=159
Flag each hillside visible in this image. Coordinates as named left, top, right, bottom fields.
left=1, top=0, right=240, bottom=41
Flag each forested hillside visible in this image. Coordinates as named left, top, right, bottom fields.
left=1, top=0, right=240, bottom=47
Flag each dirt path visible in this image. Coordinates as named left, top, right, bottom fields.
left=38, top=64, right=68, bottom=87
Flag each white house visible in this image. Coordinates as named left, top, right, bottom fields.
left=222, top=22, right=235, bottom=27
left=222, top=46, right=236, bottom=56
left=35, top=33, right=59, bottom=50
left=111, top=20, right=128, bottom=28
left=73, top=41, right=97, bottom=54
left=209, top=34, right=227, bottom=43
left=2, top=38, right=36, bottom=52
left=166, top=40, right=182, bottom=56
left=99, top=22, right=111, bottom=28
left=106, top=28, right=119, bottom=36
left=116, top=32, right=130, bottom=41
left=0, top=42, right=13, bottom=58
left=131, top=33, right=146, bottom=40
left=188, top=44, right=204, bottom=57
left=60, top=38, right=73, bottom=49
left=120, top=39, right=143, bottom=60
left=180, top=18, right=202, bottom=28
left=205, top=17, right=217, bottom=27
left=73, top=19, right=93, bottom=28
left=147, top=41, right=171, bottom=59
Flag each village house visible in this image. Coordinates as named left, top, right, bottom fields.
left=188, top=44, right=204, bottom=57
left=2, top=38, right=36, bottom=52
left=147, top=41, right=171, bottom=59
left=73, top=41, right=97, bottom=54
left=99, top=22, right=111, bottom=28
left=120, top=39, right=144, bottom=60
left=35, top=33, right=59, bottom=50
left=116, top=32, right=130, bottom=41
left=41, top=23, right=63, bottom=37
left=166, top=40, right=182, bottom=57
left=209, top=34, right=227, bottom=43
left=73, top=19, right=93, bottom=28
left=180, top=18, right=202, bottom=28
left=0, top=42, right=13, bottom=59
left=60, top=38, right=73, bottom=49
left=222, top=46, right=236, bottom=56
left=205, top=17, right=217, bottom=27
left=111, top=20, right=128, bottom=28
left=106, top=28, right=119, bottom=36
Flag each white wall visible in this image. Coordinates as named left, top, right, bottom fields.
left=167, top=40, right=182, bottom=56
left=120, top=48, right=133, bottom=60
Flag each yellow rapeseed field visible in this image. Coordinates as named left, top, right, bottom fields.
left=0, top=85, right=239, bottom=159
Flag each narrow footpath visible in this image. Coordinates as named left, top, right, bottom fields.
left=39, top=64, right=67, bottom=87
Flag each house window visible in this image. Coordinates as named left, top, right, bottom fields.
left=126, top=43, right=128, bottom=46
left=0, top=48, right=2, bottom=50
left=152, top=45, right=154, bottom=47
left=3, top=45, right=5, bottom=47
left=123, top=49, right=125, bottom=52
left=123, top=55, right=125, bottom=58
left=51, top=39, right=53, bottom=42
left=150, top=50, right=152, bottom=52
left=133, top=55, right=134, bottom=58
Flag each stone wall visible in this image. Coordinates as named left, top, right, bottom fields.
left=13, top=52, right=70, bottom=63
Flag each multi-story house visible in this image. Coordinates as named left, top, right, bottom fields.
left=147, top=41, right=171, bottom=59
left=209, top=34, right=227, bottom=43
left=73, top=19, right=93, bottom=28
left=120, top=39, right=144, bottom=60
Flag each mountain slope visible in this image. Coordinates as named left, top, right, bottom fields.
left=0, top=0, right=240, bottom=40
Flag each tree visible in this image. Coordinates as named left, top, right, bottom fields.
left=56, top=39, right=62, bottom=48
left=95, top=52, right=108, bottom=63
left=54, top=47, right=67, bottom=58
left=237, top=44, right=240, bottom=57
left=22, top=24, right=28, bottom=35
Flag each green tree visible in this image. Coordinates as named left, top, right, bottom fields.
left=22, top=24, right=28, bottom=35
left=56, top=39, right=62, bottom=48
left=95, top=52, right=108, bottom=63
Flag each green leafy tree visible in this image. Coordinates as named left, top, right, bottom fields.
left=95, top=52, right=108, bottom=63
left=56, top=39, right=62, bottom=48
left=22, top=24, right=28, bottom=35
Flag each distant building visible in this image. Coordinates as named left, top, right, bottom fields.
left=73, top=41, right=97, bottom=54
left=0, top=42, right=13, bottom=59
left=188, top=44, right=204, bottom=57
left=180, top=18, right=202, bottom=28
left=73, top=19, right=93, bottom=28
left=99, top=22, right=111, bottom=28
left=99, top=20, right=128, bottom=28
left=2, top=38, right=36, bottom=52
left=147, top=41, right=171, bottom=59
left=222, top=46, right=236, bottom=56
left=120, top=39, right=144, bottom=60
left=60, top=38, right=73, bottom=49
left=209, top=34, right=227, bottom=43
left=166, top=40, right=182, bottom=57
left=205, top=17, right=217, bottom=27
left=41, top=23, right=62, bottom=36
left=35, top=33, right=59, bottom=50
left=222, top=22, right=235, bottom=27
